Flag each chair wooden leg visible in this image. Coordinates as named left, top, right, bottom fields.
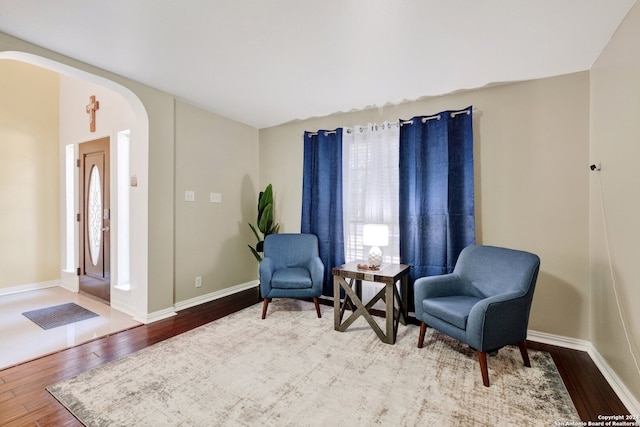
left=313, top=297, right=322, bottom=318
left=261, top=298, right=270, bottom=319
left=417, top=322, right=427, bottom=348
left=517, top=340, right=531, bottom=367
left=478, top=351, right=490, bottom=387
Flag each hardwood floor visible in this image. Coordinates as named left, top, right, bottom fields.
left=0, top=288, right=630, bottom=426
left=527, top=340, right=630, bottom=419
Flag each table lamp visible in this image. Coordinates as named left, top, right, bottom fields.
left=362, top=224, right=389, bottom=267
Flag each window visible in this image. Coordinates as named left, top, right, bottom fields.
left=342, top=123, right=400, bottom=265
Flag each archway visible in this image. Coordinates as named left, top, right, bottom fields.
left=0, top=51, right=149, bottom=320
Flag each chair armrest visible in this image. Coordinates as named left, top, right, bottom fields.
left=305, top=256, right=325, bottom=294
left=259, top=257, right=276, bottom=298
left=414, top=274, right=463, bottom=319
left=466, top=292, right=531, bottom=351
left=414, top=274, right=464, bottom=299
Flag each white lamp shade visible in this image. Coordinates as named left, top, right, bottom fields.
left=362, top=224, right=389, bottom=247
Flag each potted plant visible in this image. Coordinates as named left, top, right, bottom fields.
left=248, top=184, right=280, bottom=262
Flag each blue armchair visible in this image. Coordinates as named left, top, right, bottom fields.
left=414, top=245, right=540, bottom=387
left=259, top=233, right=324, bottom=319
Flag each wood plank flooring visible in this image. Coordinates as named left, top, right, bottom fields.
left=0, top=288, right=630, bottom=426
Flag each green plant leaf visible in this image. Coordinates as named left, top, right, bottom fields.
left=248, top=184, right=278, bottom=263
left=266, top=223, right=280, bottom=235
left=258, top=202, right=273, bottom=234
left=248, top=245, right=262, bottom=262
left=258, top=184, right=273, bottom=214
left=248, top=223, right=261, bottom=242
left=256, top=191, right=264, bottom=223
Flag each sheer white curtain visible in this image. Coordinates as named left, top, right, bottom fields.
left=342, top=122, right=400, bottom=265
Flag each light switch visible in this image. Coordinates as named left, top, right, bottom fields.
left=210, top=193, right=222, bottom=203
left=184, top=190, right=195, bottom=202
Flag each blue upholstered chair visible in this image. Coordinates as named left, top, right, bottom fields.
left=259, top=233, right=324, bottom=319
left=414, top=245, right=540, bottom=387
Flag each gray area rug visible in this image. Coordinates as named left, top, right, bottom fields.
left=48, top=300, right=580, bottom=426
left=22, top=302, right=99, bottom=330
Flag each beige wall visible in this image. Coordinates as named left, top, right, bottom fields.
left=590, top=1, right=640, bottom=402
left=0, top=60, right=59, bottom=288
left=174, top=100, right=259, bottom=303
left=259, top=72, right=591, bottom=340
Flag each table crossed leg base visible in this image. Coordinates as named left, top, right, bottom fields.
left=333, top=276, right=406, bottom=344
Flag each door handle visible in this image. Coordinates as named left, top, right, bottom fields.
left=102, top=226, right=110, bottom=232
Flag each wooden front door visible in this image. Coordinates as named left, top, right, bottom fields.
left=79, top=137, right=110, bottom=302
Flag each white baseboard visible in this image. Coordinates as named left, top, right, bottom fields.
left=113, top=280, right=259, bottom=324
left=0, top=280, right=59, bottom=297
left=59, top=270, right=78, bottom=293
left=174, top=280, right=259, bottom=312
left=588, top=345, right=640, bottom=416
left=107, top=299, right=143, bottom=323
left=133, top=307, right=177, bottom=325
left=527, top=329, right=591, bottom=352
left=528, top=329, right=640, bottom=415
left=125, top=280, right=259, bottom=324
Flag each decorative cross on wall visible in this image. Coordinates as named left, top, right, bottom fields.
left=86, top=95, right=100, bottom=132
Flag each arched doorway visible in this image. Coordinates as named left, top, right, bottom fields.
left=0, top=51, right=150, bottom=320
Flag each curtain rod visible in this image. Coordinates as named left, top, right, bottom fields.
left=402, top=108, right=477, bottom=126
left=307, top=108, right=477, bottom=136
left=306, top=130, right=337, bottom=137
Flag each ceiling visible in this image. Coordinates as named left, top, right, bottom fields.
left=0, top=0, right=636, bottom=129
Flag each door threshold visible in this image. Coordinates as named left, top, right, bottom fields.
left=79, top=290, right=110, bottom=306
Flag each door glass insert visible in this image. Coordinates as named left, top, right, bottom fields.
left=88, top=164, right=102, bottom=266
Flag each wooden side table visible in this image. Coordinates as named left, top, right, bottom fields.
left=332, top=261, right=409, bottom=344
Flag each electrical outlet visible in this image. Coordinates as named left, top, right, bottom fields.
left=195, top=276, right=202, bottom=288
left=185, top=190, right=195, bottom=202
